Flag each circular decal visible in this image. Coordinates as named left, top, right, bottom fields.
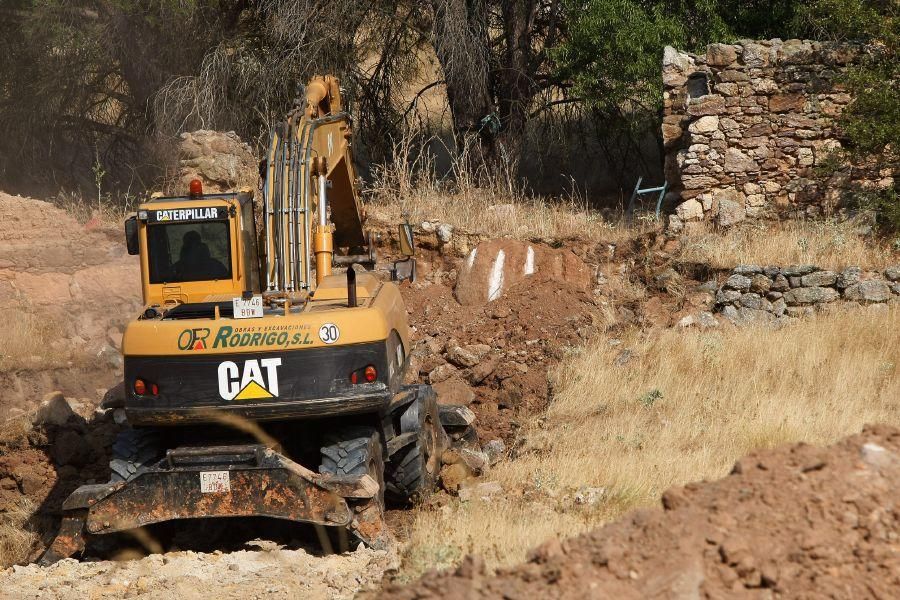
left=318, top=323, right=340, bottom=344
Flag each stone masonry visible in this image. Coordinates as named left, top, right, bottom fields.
left=713, top=263, right=900, bottom=326
left=662, top=39, right=893, bottom=231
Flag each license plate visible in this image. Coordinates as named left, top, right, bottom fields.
left=233, top=295, right=263, bottom=319
left=199, top=471, right=230, bottom=493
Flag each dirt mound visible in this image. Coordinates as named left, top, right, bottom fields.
left=379, top=425, right=900, bottom=598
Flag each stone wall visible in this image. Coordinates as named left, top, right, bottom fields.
left=661, top=39, right=890, bottom=231
left=713, top=264, right=900, bottom=325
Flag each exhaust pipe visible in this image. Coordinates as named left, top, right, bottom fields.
left=347, top=265, right=357, bottom=308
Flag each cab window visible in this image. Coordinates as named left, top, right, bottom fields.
left=147, top=222, right=232, bottom=283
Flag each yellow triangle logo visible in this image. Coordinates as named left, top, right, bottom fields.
left=234, top=380, right=274, bottom=400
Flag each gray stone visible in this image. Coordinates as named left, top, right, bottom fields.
left=741, top=42, right=770, bottom=68
left=733, top=264, right=763, bottom=275
left=698, top=280, right=719, bottom=292
left=738, top=307, right=776, bottom=325
left=33, top=392, right=77, bottom=427
left=766, top=291, right=783, bottom=300
left=429, top=363, right=458, bottom=384
left=750, top=274, right=771, bottom=293
left=716, top=197, right=746, bottom=228
left=771, top=274, right=790, bottom=292
left=437, top=223, right=454, bottom=244
left=837, top=267, right=862, bottom=289
left=716, top=289, right=742, bottom=304
left=843, top=280, right=893, bottom=303
left=724, top=274, right=752, bottom=291
left=697, top=311, right=720, bottom=328
left=772, top=298, right=787, bottom=316
left=720, top=305, right=740, bottom=323
left=789, top=277, right=803, bottom=288
left=739, top=293, right=763, bottom=309
left=482, top=439, right=506, bottom=465
left=783, top=286, right=840, bottom=305
left=783, top=264, right=817, bottom=276
left=884, top=265, right=900, bottom=282
left=763, top=266, right=781, bottom=277
left=662, top=46, right=693, bottom=87
left=800, top=270, right=837, bottom=287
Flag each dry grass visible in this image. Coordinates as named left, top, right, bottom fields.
left=678, top=220, right=898, bottom=270
left=0, top=309, right=77, bottom=371
left=402, top=306, right=900, bottom=576
left=0, top=496, right=38, bottom=568
left=51, top=190, right=135, bottom=227
left=365, top=133, right=639, bottom=243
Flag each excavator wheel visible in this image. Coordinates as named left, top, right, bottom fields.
left=109, top=428, right=163, bottom=483
left=319, top=427, right=385, bottom=508
left=386, top=386, right=445, bottom=505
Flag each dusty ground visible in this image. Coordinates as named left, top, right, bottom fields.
left=2, top=544, right=395, bottom=599
left=379, top=424, right=900, bottom=599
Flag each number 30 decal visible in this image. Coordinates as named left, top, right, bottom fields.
left=318, top=323, right=340, bottom=344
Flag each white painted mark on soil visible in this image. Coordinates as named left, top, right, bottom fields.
left=466, top=247, right=478, bottom=270
left=488, top=250, right=506, bottom=302
left=524, top=245, right=535, bottom=275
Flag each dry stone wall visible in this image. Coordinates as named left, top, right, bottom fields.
left=661, top=39, right=891, bottom=230
left=713, top=263, right=900, bottom=325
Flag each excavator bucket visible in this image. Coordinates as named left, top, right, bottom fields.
left=39, top=444, right=389, bottom=565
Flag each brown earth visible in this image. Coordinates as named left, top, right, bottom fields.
left=0, top=191, right=141, bottom=420
left=378, top=424, right=900, bottom=599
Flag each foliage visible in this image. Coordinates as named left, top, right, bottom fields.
left=797, top=0, right=899, bottom=232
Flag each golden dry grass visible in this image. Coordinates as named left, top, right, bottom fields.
left=402, top=306, right=900, bottom=577
left=678, top=220, right=898, bottom=270
left=0, top=309, right=76, bottom=371
left=368, top=188, right=626, bottom=243
left=365, top=134, right=639, bottom=243
left=0, top=496, right=38, bottom=568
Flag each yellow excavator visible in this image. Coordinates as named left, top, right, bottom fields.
left=41, top=76, right=474, bottom=564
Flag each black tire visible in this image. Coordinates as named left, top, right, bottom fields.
left=386, top=386, right=444, bottom=504
left=109, top=428, right=162, bottom=483
left=319, top=427, right=385, bottom=507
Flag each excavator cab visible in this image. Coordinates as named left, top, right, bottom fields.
left=124, top=185, right=260, bottom=307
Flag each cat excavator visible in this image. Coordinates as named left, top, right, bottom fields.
left=40, top=76, right=475, bottom=564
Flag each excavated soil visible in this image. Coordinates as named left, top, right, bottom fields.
left=402, top=271, right=602, bottom=443
left=378, top=424, right=900, bottom=599
left=2, top=545, right=395, bottom=599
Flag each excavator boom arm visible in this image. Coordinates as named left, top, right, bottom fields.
left=262, top=75, right=366, bottom=292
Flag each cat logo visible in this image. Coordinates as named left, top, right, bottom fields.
left=217, top=358, right=282, bottom=401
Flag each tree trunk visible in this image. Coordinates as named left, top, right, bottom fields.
left=428, top=0, right=494, bottom=155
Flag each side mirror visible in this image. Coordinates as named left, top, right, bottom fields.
left=398, top=223, right=415, bottom=257
left=124, top=216, right=139, bottom=255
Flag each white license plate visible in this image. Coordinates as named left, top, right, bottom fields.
left=199, top=471, right=231, bottom=493
left=232, top=295, right=263, bottom=319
